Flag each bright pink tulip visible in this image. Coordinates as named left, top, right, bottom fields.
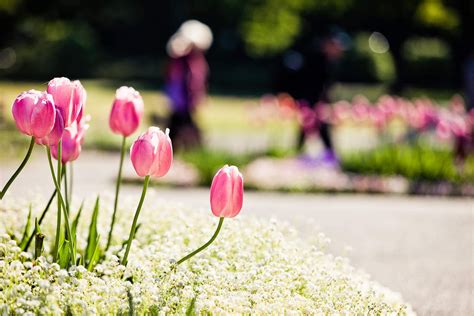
left=109, top=86, right=144, bottom=137
left=210, top=165, right=243, bottom=218
left=35, top=108, right=65, bottom=146
left=12, top=90, right=56, bottom=138
left=130, top=127, right=173, bottom=177
left=47, top=77, right=86, bottom=127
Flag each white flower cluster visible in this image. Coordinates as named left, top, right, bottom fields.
left=0, top=195, right=415, bottom=314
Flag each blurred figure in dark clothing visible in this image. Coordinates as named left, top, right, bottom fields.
left=454, top=47, right=474, bottom=164
left=165, top=20, right=212, bottom=149
left=275, top=29, right=347, bottom=166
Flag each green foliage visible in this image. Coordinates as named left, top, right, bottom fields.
left=84, top=197, right=101, bottom=269
left=10, top=19, right=99, bottom=78
left=71, top=202, right=84, bottom=243
left=185, top=297, right=197, bottom=316
left=18, top=204, right=32, bottom=249
left=58, top=240, right=71, bottom=269
left=241, top=0, right=352, bottom=55
left=415, top=0, right=459, bottom=30
left=341, top=144, right=474, bottom=183
left=34, top=218, right=45, bottom=259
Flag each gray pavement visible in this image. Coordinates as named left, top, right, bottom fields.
left=1, top=150, right=473, bottom=315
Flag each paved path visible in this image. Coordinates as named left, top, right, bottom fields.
left=1, top=150, right=473, bottom=315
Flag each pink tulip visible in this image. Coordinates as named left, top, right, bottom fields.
left=130, top=127, right=173, bottom=177
left=210, top=165, right=243, bottom=218
left=50, top=109, right=89, bottom=163
left=12, top=90, right=56, bottom=138
left=109, top=86, right=144, bottom=137
left=35, top=108, right=65, bottom=146
left=47, top=77, right=86, bottom=127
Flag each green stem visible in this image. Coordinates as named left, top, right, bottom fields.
left=22, top=188, right=57, bottom=252
left=0, top=137, right=35, bottom=199
left=69, top=163, right=73, bottom=204
left=63, top=163, right=69, bottom=216
left=106, top=136, right=127, bottom=251
left=176, top=217, right=224, bottom=265
left=47, top=147, right=76, bottom=264
left=53, top=141, right=62, bottom=261
left=121, top=175, right=150, bottom=266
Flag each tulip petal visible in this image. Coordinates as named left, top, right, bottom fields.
left=30, top=98, right=55, bottom=138
left=130, top=139, right=155, bottom=177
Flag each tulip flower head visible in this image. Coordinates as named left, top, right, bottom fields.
left=35, top=108, right=65, bottom=146
left=109, top=86, right=144, bottom=137
left=50, top=109, right=89, bottom=163
left=210, top=165, right=243, bottom=218
left=130, top=127, right=173, bottom=177
left=12, top=90, right=57, bottom=139
left=47, top=77, right=86, bottom=127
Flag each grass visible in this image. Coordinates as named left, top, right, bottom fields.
left=340, top=143, right=474, bottom=183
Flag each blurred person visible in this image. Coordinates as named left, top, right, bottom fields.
left=275, top=28, right=348, bottom=167
left=454, top=46, right=474, bottom=165
left=165, top=20, right=212, bottom=149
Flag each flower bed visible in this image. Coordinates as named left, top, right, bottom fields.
left=244, top=157, right=474, bottom=196
left=0, top=196, right=413, bottom=314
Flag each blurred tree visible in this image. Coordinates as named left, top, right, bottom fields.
left=240, top=0, right=468, bottom=90
left=0, top=0, right=471, bottom=91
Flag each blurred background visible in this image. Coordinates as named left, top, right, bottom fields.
left=0, top=0, right=473, bottom=194
left=0, top=1, right=473, bottom=314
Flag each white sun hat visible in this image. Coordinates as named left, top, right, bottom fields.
left=166, top=32, right=193, bottom=58
left=178, top=20, right=213, bottom=51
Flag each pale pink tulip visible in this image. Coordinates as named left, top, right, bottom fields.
left=12, top=90, right=56, bottom=138
left=130, top=127, right=173, bottom=177
left=210, top=165, right=243, bottom=218
left=47, top=77, right=86, bottom=127
left=109, top=86, right=144, bottom=137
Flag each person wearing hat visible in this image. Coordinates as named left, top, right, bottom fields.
left=165, top=20, right=213, bottom=149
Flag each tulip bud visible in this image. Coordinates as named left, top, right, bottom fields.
left=47, top=77, right=86, bottom=127
left=109, top=86, right=144, bottom=137
left=12, top=90, right=56, bottom=138
left=50, top=112, right=88, bottom=163
left=130, top=127, right=173, bottom=177
left=210, top=165, right=243, bottom=218
left=35, top=108, right=65, bottom=146
left=51, top=123, right=81, bottom=163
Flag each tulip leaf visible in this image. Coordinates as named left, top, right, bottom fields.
left=18, top=204, right=33, bottom=249
left=85, top=196, right=100, bottom=264
left=87, top=235, right=101, bottom=271
left=34, top=218, right=45, bottom=259
left=185, top=297, right=197, bottom=316
left=127, top=289, right=135, bottom=316
left=71, top=201, right=84, bottom=244
left=58, top=239, right=71, bottom=269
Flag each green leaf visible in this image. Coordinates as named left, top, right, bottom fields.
left=85, top=196, right=100, bottom=264
left=127, top=289, right=135, bottom=316
left=58, top=239, right=71, bottom=269
left=185, top=297, right=197, bottom=316
left=87, top=235, right=101, bottom=271
left=18, top=204, right=33, bottom=249
left=34, top=218, right=45, bottom=259
left=71, top=201, right=84, bottom=244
